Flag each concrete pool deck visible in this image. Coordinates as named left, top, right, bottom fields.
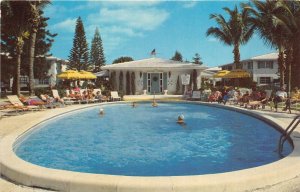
left=0, top=101, right=299, bottom=192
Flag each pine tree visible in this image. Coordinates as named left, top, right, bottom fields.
left=1, top=1, right=31, bottom=95
left=90, top=27, right=105, bottom=72
left=192, top=53, right=203, bottom=65
left=68, top=17, right=89, bottom=71
left=171, top=51, right=183, bottom=62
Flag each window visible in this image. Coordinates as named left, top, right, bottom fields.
left=260, top=77, right=271, bottom=84
left=257, top=61, right=274, bottom=69
left=247, top=62, right=253, bottom=69
left=266, top=61, right=273, bottom=69
left=258, top=61, right=264, bottom=69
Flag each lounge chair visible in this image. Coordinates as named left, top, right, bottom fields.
left=52, top=89, right=73, bottom=105
left=110, top=91, right=121, bottom=101
left=7, top=95, right=40, bottom=111
left=93, top=89, right=101, bottom=95
left=190, top=91, right=201, bottom=101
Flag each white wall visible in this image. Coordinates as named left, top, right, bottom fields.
left=110, top=69, right=204, bottom=95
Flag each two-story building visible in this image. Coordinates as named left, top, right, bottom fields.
left=1, top=53, right=68, bottom=91
left=220, top=53, right=279, bottom=86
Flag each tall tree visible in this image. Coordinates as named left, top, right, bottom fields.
left=244, top=0, right=288, bottom=87
left=171, top=51, right=183, bottom=62
left=27, top=1, right=49, bottom=95
left=278, top=1, right=300, bottom=90
left=207, top=5, right=254, bottom=69
left=1, top=1, right=31, bottom=95
left=22, top=13, right=57, bottom=79
left=90, top=27, right=105, bottom=72
left=68, top=17, right=89, bottom=71
left=112, top=56, right=133, bottom=64
left=192, top=53, right=203, bottom=65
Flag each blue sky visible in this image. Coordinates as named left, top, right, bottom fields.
left=44, top=1, right=275, bottom=67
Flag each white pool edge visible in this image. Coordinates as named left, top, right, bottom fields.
left=1, top=101, right=300, bottom=192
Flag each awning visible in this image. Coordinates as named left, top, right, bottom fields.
left=94, top=70, right=109, bottom=77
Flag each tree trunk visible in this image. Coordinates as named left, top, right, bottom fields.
left=233, top=43, right=241, bottom=69
left=291, top=36, right=300, bottom=89
left=285, top=47, right=293, bottom=96
left=278, top=49, right=286, bottom=88
left=28, top=31, right=37, bottom=96
left=13, top=51, right=22, bottom=96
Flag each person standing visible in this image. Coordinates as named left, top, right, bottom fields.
left=274, top=87, right=287, bottom=112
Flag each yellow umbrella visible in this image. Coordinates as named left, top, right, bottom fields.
left=57, top=70, right=82, bottom=79
left=213, top=70, right=230, bottom=78
left=223, top=69, right=250, bottom=78
left=79, top=70, right=97, bottom=79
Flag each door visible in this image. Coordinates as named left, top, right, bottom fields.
left=150, top=73, right=160, bottom=94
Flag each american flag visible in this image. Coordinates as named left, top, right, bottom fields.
left=151, top=49, right=156, bottom=56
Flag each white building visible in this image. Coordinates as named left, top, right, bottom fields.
left=102, top=57, right=207, bottom=95
left=220, top=53, right=279, bottom=86
left=3, top=56, right=68, bottom=90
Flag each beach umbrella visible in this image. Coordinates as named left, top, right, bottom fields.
left=57, top=70, right=82, bottom=80
left=79, top=70, right=96, bottom=79
left=213, top=70, right=230, bottom=78
left=223, top=69, right=250, bottom=78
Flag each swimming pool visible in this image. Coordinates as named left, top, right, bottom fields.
left=14, top=102, right=292, bottom=176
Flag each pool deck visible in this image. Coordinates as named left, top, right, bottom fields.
left=0, top=101, right=300, bottom=192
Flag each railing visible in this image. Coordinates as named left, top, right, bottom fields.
left=278, top=115, right=300, bottom=156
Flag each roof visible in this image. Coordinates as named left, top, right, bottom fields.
left=220, top=52, right=278, bottom=67
left=250, top=52, right=278, bottom=60
left=205, top=66, right=222, bottom=72
left=102, top=57, right=207, bottom=70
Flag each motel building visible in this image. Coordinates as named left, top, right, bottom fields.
left=102, top=57, right=208, bottom=95
left=220, top=52, right=279, bottom=86
left=1, top=53, right=68, bottom=91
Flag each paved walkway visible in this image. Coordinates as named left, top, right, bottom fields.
left=0, top=103, right=299, bottom=192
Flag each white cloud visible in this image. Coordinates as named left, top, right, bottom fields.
left=44, top=5, right=68, bottom=19
left=85, top=5, right=169, bottom=53
left=98, top=1, right=162, bottom=8
left=51, top=18, right=77, bottom=32
left=91, top=7, right=169, bottom=31
left=207, top=37, right=218, bottom=42
left=182, top=1, right=197, bottom=8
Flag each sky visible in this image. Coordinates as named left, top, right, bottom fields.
left=44, top=0, right=276, bottom=67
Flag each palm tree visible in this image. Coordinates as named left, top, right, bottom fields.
left=28, top=1, right=50, bottom=96
left=278, top=1, right=300, bottom=90
left=207, top=6, right=254, bottom=69
left=243, top=0, right=289, bottom=87
left=2, top=1, right=31, bottom=96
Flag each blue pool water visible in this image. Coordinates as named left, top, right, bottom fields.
left=14, top=102, right=292, bottom=176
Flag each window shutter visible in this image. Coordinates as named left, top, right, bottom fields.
left=163, top=72, right=168, bottom=90
left=143, top=73, right=147, bottom=90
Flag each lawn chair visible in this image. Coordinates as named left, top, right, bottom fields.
left=110, top=91, right=121, bottom=101
left=7, top=95, right=40, bottom=111
left=52, top=89, right=71, bottom=106
left=190, top=91, right=201, bottom=101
